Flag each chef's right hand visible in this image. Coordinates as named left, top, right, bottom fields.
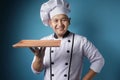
left=29, top=47, right=46, bottom=58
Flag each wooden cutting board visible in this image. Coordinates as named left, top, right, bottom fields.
left=12, top=40, right=61, bottom=48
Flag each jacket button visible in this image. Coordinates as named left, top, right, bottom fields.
left=51, top=74, right=54, bottom=76
left=68, top=40, right=71, bottom=42
left=65, top=62, right=68, bottom=65
left=64, top=74, right=67, bottom=77
left=51, top=50, right=54, bottom=53
left=51, top=62, right=54, bottom=65
left=67, top=50, right=70, bottom=53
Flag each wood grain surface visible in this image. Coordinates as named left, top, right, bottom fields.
left=12, top=40, right=61, bottom=48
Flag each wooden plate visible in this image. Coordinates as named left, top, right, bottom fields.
left=12, top=40, right=61, bottom=48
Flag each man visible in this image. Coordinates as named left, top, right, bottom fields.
left=30, top=0, right=105, bottom=80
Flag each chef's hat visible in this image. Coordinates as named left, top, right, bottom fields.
left=40, top=0, right=70, bottom=26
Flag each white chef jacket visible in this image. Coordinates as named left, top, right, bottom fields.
left=31, top=31, right=104, bottom=80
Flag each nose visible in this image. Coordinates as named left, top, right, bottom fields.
left=58, top=20, right=63, bottom=26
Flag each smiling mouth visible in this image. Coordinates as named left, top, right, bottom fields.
left=56, top=27, right=64, bottom=30
left=59, top=28, right=64, bottom=30
left=57, top=28, right=65, bottom=32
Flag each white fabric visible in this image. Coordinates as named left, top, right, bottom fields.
left=40, top=0, right=70, bottom=26
left=31, top=32, right=105, bottom=80
left=49, top=6, right=69, bottom=19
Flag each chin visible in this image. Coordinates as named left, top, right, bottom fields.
left=58, top=30, right=66, bottom=34
left=58, top=33, right=66, bottom=37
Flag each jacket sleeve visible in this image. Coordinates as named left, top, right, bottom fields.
left=82, top=37, right=105, bottom=73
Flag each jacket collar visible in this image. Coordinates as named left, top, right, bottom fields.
left=54, top=31, right=70, bottom=39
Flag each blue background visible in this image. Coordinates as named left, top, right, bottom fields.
left=1, top=0, right=120, bottom=80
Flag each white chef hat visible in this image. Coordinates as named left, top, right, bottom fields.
left=40, top=0, right=70, bottom=26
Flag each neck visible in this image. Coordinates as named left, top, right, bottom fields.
left=57, top=35, right=64, bottom=39
left=54, top=31, right=70, bottom=39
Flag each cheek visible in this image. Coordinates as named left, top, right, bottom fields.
left=50, top=23, right=56, bottom=29
left=51, top=25, right=57, bottom=32
left=65, top=24, right=69, bottom=29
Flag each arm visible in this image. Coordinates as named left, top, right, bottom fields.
left=82, top=69, right=97, bottom=80
left=82, top=38, right=105, bottom=79
left=30, top=47, right=46, bottom=73
left=32, top=55, right=44, bottom=72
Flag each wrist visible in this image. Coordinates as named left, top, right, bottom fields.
left=35, top=56, right=43, bottom=63
left=82, top=77, right=92, bottom=80
left=82, top=69, right=97, bottom=80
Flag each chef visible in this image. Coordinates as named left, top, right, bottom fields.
left=30, top=0, right=105, bottom=80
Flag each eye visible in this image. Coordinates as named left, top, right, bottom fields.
left=52, top=19, right=58, bottom=23
left=62, top=18, right=69, bottom=22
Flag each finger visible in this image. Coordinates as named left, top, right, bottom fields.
left=35, top=47, right=39, bottom=50
left=39, top=47, right=46, bottom=53
left=40, top=47, right=46, bottom=57
left=42, top=47, right=46, bottom=56
left=29, top=47, right=35, bottom=53
left=29, top=47, right=40, bottom=56
left=42, top=47, right=46, bottom=52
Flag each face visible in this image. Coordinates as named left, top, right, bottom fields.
left=49, top=14, right=70, bottom=38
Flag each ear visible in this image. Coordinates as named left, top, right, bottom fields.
left=48, top=20, right=52, bottom=27
left=68, top=18, right=71, bottom=25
